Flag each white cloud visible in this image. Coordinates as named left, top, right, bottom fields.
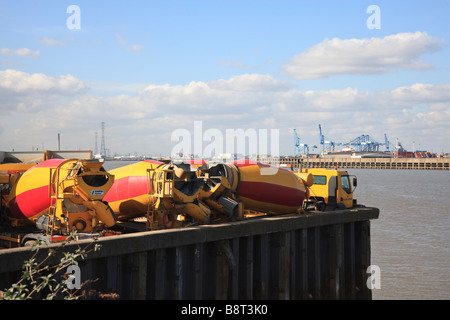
left=1, top=69, right=449, bottom=154
left=282, top=32, right=441, bottom=79
left=0, top=69, right=85, bottom=94
left=114, top=34, right=128, bottom=45
left=126, top=44, right=144, bottom=53
left=1, top=47, right=40, bottom=59
left=115, top=34, right=143, bottom=53
left=209, top=74, right=292, bottom=92
left=138, top=74, right=291, bottom=116
left=0, top=69, right=86, bottom=114
left=390, top=83, right=450, bottom=103
left=38, top=37, right=65, bottom=47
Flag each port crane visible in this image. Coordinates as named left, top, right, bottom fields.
left=343, top=134, right=384, bottom=152
left=318, top=124, right=341, bottom=154
left=293, top=129, right=316, bottom=157
left=384, top=134, right=397, bottom=151
left=342, top=133, right=402, bottom=152
left=294, top=129, right=301, bottom=156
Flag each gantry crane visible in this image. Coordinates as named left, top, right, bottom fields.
left=293, top=129, right=317, bottom=157
left=318, top=124, right=341, bottom=155
left=343, top=134, right=384, bottom=152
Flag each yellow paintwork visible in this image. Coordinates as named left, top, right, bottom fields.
left=0, top=163, right=35, bottom=183
left=105, top=160, right=162, bottom=218
left=4, top=159, right=116, bottom=234
left=303, top=168, right=354, bottom=209
left=48, top=159, right=116, bottom=234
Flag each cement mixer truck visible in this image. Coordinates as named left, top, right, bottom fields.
left=103, top=159, right=316, bottom=230
left=300, top=168, right=358, bottom=211
left=0, top=159, right=117, bottom=246
left=0, top=157, right=358, bottom=247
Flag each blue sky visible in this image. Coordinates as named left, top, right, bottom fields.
left=1, top=1, right=449, bottom=156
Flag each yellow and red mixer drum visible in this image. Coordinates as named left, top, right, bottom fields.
left=231, top=159, right=307, bottom=214
left=103, top=159, right=310, bottom=221
left=7, top=159, right=67, bottom=220
left=6, top=159, right=115, bottom=228
left=103, top=160, right=164, bottom=220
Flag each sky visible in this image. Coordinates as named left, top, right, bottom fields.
left=1, top=0, right=449, bottom=157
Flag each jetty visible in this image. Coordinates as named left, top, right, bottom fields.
left=259, top=156, right=450, bottom=170
left=0, top=207, right=379, bottom=300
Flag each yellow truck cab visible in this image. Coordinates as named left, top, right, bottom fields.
left=301, top=168, right=357, bottom=211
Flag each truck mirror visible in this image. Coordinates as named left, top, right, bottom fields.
left=353, top=177, right=357, bottom=187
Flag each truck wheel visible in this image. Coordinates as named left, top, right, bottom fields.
left=316, top=202, right=326, bottom=211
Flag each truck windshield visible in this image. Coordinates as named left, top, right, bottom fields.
left=341, top=175, right=351, bottom=194
left=313, top=175, right=327, bottom=185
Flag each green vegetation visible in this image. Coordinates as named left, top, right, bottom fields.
left=0, top=231, right=104, bottom=300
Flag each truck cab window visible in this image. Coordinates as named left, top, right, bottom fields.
left=314, top=175, right=327, bottom=185
left=341, top=175, right=351, bottom=194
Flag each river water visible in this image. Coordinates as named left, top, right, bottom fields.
left=346, top=169, right=450, bottom=300
left=104, top=161, right=449, bottom=300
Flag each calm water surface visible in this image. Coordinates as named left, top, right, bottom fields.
left=104, top=162, right=450, bottom=299
left=346, top=169, right=450, bottom=300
